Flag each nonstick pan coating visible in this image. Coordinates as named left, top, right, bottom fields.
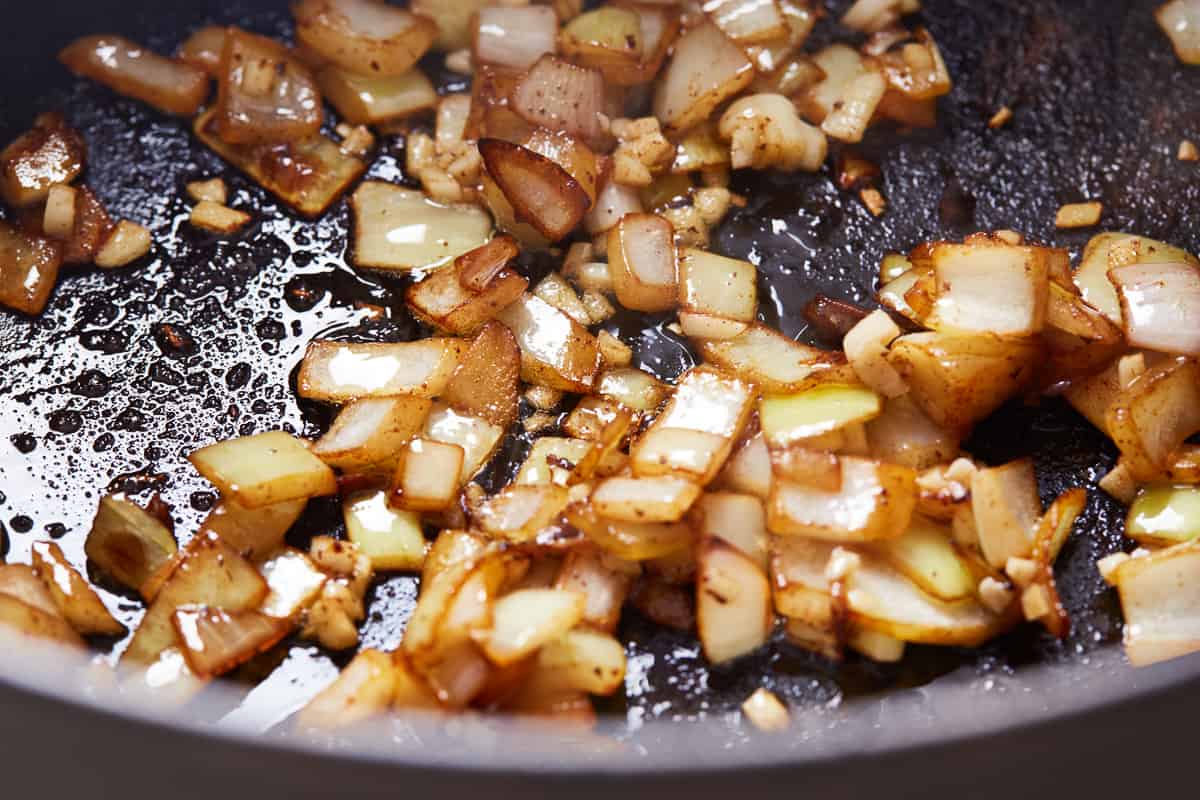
left=1, top=0, right=1200, bottom=785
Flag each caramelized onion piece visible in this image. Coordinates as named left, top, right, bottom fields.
left=1158, top=0, right=1200, bottom=64
left=608, top=213, right=678, bottom=312
left=59, top=35, right=209, bottom=116
left=0, top=222, right=62, bottom=315
left=479, top=138, right=592, bottom=242
left=293, top=0, right=437, bottom=76
left=172, top=606, right=291, bottom=678
left=176, top=26, right=227, bottom=77
left=0, top=114, right=87, bottom=208
left=214, top=29, right=323, bottom=145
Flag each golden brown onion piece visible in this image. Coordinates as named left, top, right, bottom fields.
left=59, top=34, right=209, bottom=116
left=293, top=0, right=437, bottom=77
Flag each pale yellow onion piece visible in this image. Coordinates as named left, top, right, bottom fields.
left=171, top=606, right=290, bottom=678
left=1110, top=261, right=1200, bottom=355
left=94, top=221, right=151, bottom=269
left=516, top=437, right=595, bottom=486
left=718, top=93, right=827, bottom=172
left=874, top=516, right=975, bottom=601
left=533, top=272, right=591, bottom=326
left=657, top=367, right=757, bottom=438
left=717, top=433, right=773, bottom=500
left=693, top=492, right=769, bottom=569
left=845, top=553, right=1001, bottom=647
left=608, top=213, right=678, bottom=312
left=801, top=44, right=867, bottom=124
left=436, top=94, right=472, bottom=150
left=876, top=265, right=923, bottom=324
left=258, top=548, right=327, bottom=619
left=424, top=404, right=505, bottom=483
left=699, top=324, right=854, bottom=394
left=672, top=121, right=732, bottom=174
left=343, top=490, right=426, bottom=571
left=478, top=589, right=586, bottom=666
left=1105, top=357, right=1200, bottom=480
left=768, top=456, right=917, bottom=542
left=189, top=431, right=337, bottom=510
left=741, top=687, right=790, bottom=732
left=293, top=0, right=437, bottom=76
left=297, top=339, right=466, bottom=403
left=122, top=533, right=268, bottom=665
left=696, top=537, right=773, bottom=663
left=0, top=564, right=66, bottom=619
left=473, top=5, right=559, bottom=70
left=1127, top=485, right=1200, bottom=547
left=678, top=248, right=757, bottom=323
left=312, top=396, right=433, bottom=474
left=1115, top=540, right=1200, bottom=665
left=476, top=485, right=570, bottom=542
left=653, top=22, right=754, bottom=136
left=585, top=179, right=643, bottom=235
left=42, top=185, right=77, bottom=240
left=350, top=182, right=492, bottom=271
left=843, top=309, right=906, bottom=397
left=297, top=649, right=398, bottom=730
left=597, top=368, right=669, bottom=412
left=536, top=628, right=627, bottom=695
left=678, top=312, right=748, bottom=340
left=85, top=494, right=177, bottom=592
left=866, top=395, right=959, bottom=471
left=59, top=34, right=209, bottom=116
left=591, top=476, right=702, bottom=523
left=768, top=535, right=837, bottom=622
left=30, top=541, right=124, bottom=636
left=390, top=438, right=465, bottom=512
left=759, top=383, right=881, bottom=448
left=318, top=66, right=437, bottom=125
left=555, top=551, right=633, bottom=634
left=0, top=592, right=83, bottom=648
left=197, top=498, right=307, bottom=562
left=406, top=259, right=528, bottom=337
left=971, top=459, right=1041, bottom=568
left=566, top=504, right=695, bottom=562
left=558, top=7, right=644, bottom=84
left=926, top=241, right=1048, bottom=336
left=633, top=430, right=737, bottom=487
left=496, top=294, right=601, bottom=393
left=841, top=0, right=909, bottom=33
left=847, top=626, right=906, bottom=662
left=704, top=0, right=788, bottom=43
left=1157, top=0, right=1200, bottom=64
left=190, top=201, right=251, bottom=234
left=412, top=0, right=489, bottom=51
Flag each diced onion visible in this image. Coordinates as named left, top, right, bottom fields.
left=1157, top=0, right=1200, bottom=65
left=1110, top=261, right=1200, bottom=355
left=474, top=6, right=559, bottom=71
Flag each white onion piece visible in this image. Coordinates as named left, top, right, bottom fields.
left=1157, top=0, right=1200, bottom=65
left=511, top=56, right=606, bottom=147
left=653, top=22, right=754, bottom=136
left=1110, top=261, right=1200, bottom=355
left=928, top=242, right=1048, bottom=336
left=1115, top=541, right=1200, bottom=665
left=475, top=6, right=559, bottom=71
left=293, top=0, right=437, bottom=76
left=703, top=0, right=788, bottom=44
left=585, top=179, right=643, bottom=234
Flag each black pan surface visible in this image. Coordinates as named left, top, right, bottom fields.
left=2, top=0, right=1200, bottom=781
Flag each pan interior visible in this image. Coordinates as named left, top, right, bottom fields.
left=1, top=0, right=1199, bottom=754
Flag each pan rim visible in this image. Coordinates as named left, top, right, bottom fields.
left=1, top=638, right=1197, bottom=774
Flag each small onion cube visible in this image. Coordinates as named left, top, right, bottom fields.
left=188, top=431, right=338, bottom=509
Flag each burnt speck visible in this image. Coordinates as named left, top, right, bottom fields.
left=113, top=407, right=149, bottom=431
left=106, top=469, right=168, bottom=496
left=92, top=433, right=115, bottom=452
left=48, top=409, right=84, bottom=434
left=10, top=433, right=37, bottom=454
left=78, top=329, right=128, bottom=354
left=225, top=362, right=252, bottom=390
left=153, top=323, right=197, bottom=357
left=44, top=522, right=67, bottom=540
left=285, top=277, right=324, bottom=311
left=10, top=516, right=33, bottom=534
left=71, top=369, right=112, bottom=398
left=189, top=491, right=216, bottom=512
left=256, top=319, right=286, bottom=341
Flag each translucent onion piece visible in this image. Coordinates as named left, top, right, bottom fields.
left=511, top=56, right=607, bottom=148
left=1110, top=261, right=1200, bottom=355
left=172, top=606, right=291, bottom=678
left=653, top=22, right=754, bottom=136
left=59, top=35, right=209, bottom=116
left=1115, top=541, right=1200, bottom=666
left=1157, top=0, right=1200, bottom=65
left=293, top=0, right=438, bottom=76
left=474, top=6, right=559, bottom=71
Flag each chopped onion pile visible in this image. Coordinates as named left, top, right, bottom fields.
left=5, top=0, right=1200, bottom=735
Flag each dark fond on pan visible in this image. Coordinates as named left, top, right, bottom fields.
left=0, top=0, right=1198, bottom=756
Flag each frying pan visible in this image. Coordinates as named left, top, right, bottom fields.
left=2, top=0, right=1200, bottom=796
